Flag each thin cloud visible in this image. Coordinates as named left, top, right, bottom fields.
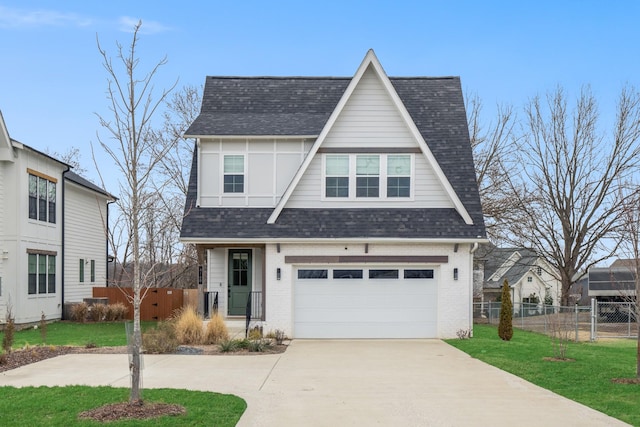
left=0, top=6, right=93, bottom=29
left=118, top=16, right=172, bottom=34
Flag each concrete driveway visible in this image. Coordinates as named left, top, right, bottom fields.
left=0, top=340, right=629, bottom=426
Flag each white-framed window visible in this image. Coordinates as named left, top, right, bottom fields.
left=356, top=155, right=380, bottom=197
left=223, top=155, right=245, bottom=193
left=322, top=154, right=413, bottom=199
left=325, top=155, right=350, bottom=198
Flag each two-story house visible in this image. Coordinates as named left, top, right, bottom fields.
left=0, top=111, right=115, bottom=325
left=180, top=50, right=486, bottom=338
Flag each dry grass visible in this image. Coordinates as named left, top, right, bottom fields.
left=70, top=303, right=89, bottom=323
left=88, top=304, right=107, bottom=322
left=204, top=314, right=229, bottom=344
left=105, top=303, right=128, bottom=321
left=173, top=306, right=204, bottom=345
left=143, top=321, right=179, bottom=354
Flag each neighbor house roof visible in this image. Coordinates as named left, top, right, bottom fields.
left=181, top=60, right=485, bottom=241
left=481, top=247, right=541, bottom=289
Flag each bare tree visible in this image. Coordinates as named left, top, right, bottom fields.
left=45, top=146, right=88, bottom=177
left=510, top=86, right=640, bottom=306
left=613, top=185, right=640, bottom=377
left=466, top=93, right=520, bottom=242
left=95, top=21, right=176, bottom=404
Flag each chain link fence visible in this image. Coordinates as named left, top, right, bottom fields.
left=473, top=300, right=637, bottom=341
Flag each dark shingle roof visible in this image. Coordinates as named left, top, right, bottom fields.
left=481, top=247, right=540, bottom=289
left=65, top=171, right=116, bottom=199
left=181, top=73, right=485, bottom=240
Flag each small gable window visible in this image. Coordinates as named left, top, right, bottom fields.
left=223, top=155, right=245, bottom=193
left=325, top=155, right=349, bottom=198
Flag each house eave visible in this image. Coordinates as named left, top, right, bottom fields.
left=180, top=236, right=489, bottom=245
left=185, top=134, right=318, bottom=140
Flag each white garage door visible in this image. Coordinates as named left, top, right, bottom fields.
left=294, top=266, right=438, bottom=338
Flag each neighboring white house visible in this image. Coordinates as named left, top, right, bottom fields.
left=474, top=245, right=561, bottom=307
left=180, top=50, right=487, bottom=339
left=0, top=110, right=114, bottom=325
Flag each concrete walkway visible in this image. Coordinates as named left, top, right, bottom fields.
left=0, top=340, right=629, bottom=426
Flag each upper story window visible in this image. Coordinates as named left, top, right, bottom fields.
left=323, top=154, right=412, bottom=199
left=356, top=155, right=380, bottom=197
left=28, top=170, right=57, bottom=223
left=325, top=155, right=349, bottom=197
left=387, top=155, right=411, bottom=197
left=223, top=155, right=245, bottom=193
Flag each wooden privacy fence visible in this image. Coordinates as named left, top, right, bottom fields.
left=93, top=287, right=198, bottom=321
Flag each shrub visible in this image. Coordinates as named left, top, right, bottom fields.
left=204, top=314, right=229, bottom=344
left=70, top=302, right=89, bottom=323
left=105, top=303, right=128, bottom=321
left=218, top=339, right=239, bottom=353
left=88, top=304, right=107, bottom=322
left=456, top=329, right=471, bottom=340
left=2, top=308, right=15, bottom=353
left=248, top=325, right=263, bottom=340
left=173, top=306, right=204, bottom=345
left=265, top=329, right=287, bottom=345
left=39, top=312, right=47, bottom=344
left=248, top=339, right=272, bottom=353
left=498, top=279, right=513, bottom=341
left=0, top=352, right=7, bottom=365
left=143, top=321, right=179, bottom=354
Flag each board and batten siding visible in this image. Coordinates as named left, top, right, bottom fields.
left=198, top=139, right=312, bottom=208
left=63, top=182, right=110, bottom=303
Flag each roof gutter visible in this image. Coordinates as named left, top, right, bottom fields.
left=180, top=236, right=490, bottom=245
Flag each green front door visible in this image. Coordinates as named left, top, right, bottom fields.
left=228, top=249, right=252, bottom=316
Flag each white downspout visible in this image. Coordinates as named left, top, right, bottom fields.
left=469, top=243, right=480, bottom=336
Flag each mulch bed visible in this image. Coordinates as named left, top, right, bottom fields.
left=79, top=401, right=186, bottom=422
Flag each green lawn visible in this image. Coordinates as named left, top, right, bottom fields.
left=0, top=386, right=246, bottom=426
left=446, top=324, right=640, bottom=426
left=1, top=321, right=157, bottom=349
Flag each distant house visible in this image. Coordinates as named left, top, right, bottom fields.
left=0, top=110, right=115, bottom=325
left=474, top=245, right=560, bottom=306
left=588, top=259, right=637, bottom=302
left=180, top=50, right=487, bottom=338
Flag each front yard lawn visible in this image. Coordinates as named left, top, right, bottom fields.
left=1, top=321, right=156, bottom=349
left=446, top=324, right=640, bottom=426
left=0, top=386, right=246, bottom=426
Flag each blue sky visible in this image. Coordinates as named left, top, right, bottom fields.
left=1, top=1, right=640, bottom=192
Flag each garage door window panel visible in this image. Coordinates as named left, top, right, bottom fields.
left=298, top=269, right=328, bottom=279
left=404, top=269, right=435, bottom=279
left=369, top=269, right=399, bottom=279
left=333, top=269, right=363, bottom=279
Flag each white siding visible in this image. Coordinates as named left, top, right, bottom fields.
left=198, top=139, right=310, bottom=207
left=13, top=149, right=64, bottom=324
left=63, top=182, right=110, bottom=303
left=322, top=65, right=416, bottom=149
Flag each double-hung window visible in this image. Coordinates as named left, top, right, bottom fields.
left=28, top=171, right=56, bottom=223
left=356, top=155, right=380, bottom=197
left=387, top=155, right=411, bottom=197
left=325, top=155, right=349, bottom=198
left=323, top=154, right=412, bottom=199
left=223, top=155, right=245, bottom=193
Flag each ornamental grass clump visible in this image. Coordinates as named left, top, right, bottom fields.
left=173, top=306, right=204, bottom=345
left=204, top=313, right=229, bottom=344
left=498, top=279, right=513, bottom=341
